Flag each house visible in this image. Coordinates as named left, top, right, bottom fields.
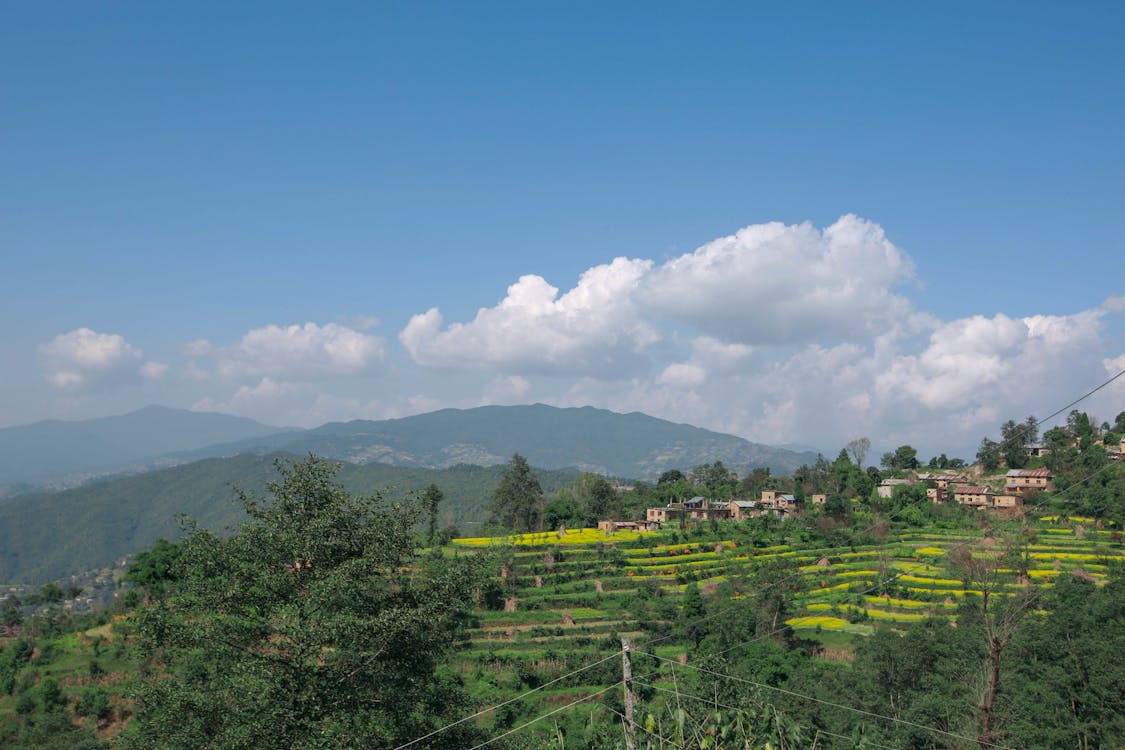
left=597, top=520, right=640, bottom=534
left=952, top=485, right=994, bottom=508
left=759, top=490, right=795, bottom=508
left=876, top=478, right=915, bottom=499
left=809, top=493, right=827, bottom=505
left=991, top=494, right=1023, bottom=510
left=727, top=499, right=757, bottom=520
left=756, top=490, right=795, bottom=519
left=1026, top=443, right=1051, bottom=458
left=927, top=486, right=943, bottom=503
left=933, top=474, right=969, bottom=490
left=686, top=496, right=731, bottom=520
left=1005, top=468, right=1053, bottom=494
left=646, top=504, right=685, bottom=524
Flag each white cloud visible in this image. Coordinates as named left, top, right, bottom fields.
left=401, top=216, right=915, bottom=381
left=182, top=339, right=213, bottom=357
left=39, top=328, right=144, bottom=391
left=1101, top=295, right=1125, bottom=313
left=400, top=257, right=660, bottom=375
left=658, top=362, right=707, bottom=388
left=641, top=214, right=916, bottom=344
left=544, top=306, right=1124, bottom=459
left=139, top=361, right=169, bottom=380
left=215, top=322, right=385, bottom=381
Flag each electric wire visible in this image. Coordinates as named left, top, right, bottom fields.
left=628, top=679, right=910, bottom=750
left=396, top=369, right=1124, bottom=749
left=389, top=651, right=621, bottom=750
left=463, top=681, right=623, bottom=750
left=633, top=660, right=1016, bottom=750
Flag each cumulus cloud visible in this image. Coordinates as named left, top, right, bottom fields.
left=139, top=361, right=169, bottom=380
left=400, top=257, right=659, bottom=375
left=1101, top=295, right=1125, bottom=313
left=641, top=214, right=916, bottom=344
left=215, top=322, right=385, bottom=381
left=546, top=306, right=1124, bottom=459
left=400, top=215, right=917, bottom=381
left=39, top=328, right=145, bottom=391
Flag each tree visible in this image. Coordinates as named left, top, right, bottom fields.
left=976, top=437, right=1001, bottom=471
left=125, top=538, right=182, bottom=598
left=657, top=469, right=686, bottom=485
left=129, top=456, right=489, bottom=750
left=573, top=472, right=617, bottom=522
left=422, top=484, right=443, bottom=549
left=1000, top=416, right=1037, bottom=469
left=881, top=445, right=918, bottom=471
left=846, top=437, right=871, bottom=469
left=488, top=453, right=543, bottom=532
left=690, top=461, right=738, bottom=502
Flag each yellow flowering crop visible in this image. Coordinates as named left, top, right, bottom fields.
left=786, top=616, right=849, bottom=629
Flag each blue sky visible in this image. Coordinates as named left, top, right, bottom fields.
left=3, top=2, right=1124, bottom=458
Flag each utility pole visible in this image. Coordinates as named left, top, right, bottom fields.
left=621, top=636, right=636, bottom=750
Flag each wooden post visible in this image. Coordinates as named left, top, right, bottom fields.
left=622, top=637, right=636, bottom=750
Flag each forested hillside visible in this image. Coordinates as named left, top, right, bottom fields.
left=0, top=454, right=580, bottom=583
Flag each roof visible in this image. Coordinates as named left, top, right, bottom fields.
left=1008, top=468, right=1052, bottom=478
left=879, top=478, right=914, bottom=486
left=731, top=500, right=756, bottom=508
left=779, top=494, right=795, bottom=502
left=685, top=496, right=706, bottom=506
left=956, top=486, right=991, bottom=495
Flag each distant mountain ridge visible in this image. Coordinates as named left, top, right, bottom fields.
left=172, top=403, right=819, bottom=478
left=0, top=406, right=286, bottom=490
left=0, top=456, right=582, bottom=584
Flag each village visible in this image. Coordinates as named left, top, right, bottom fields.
left=594, top=434, right=1125, bottom=534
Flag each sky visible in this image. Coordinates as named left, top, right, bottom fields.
left=2, top=2, right=1124, bottom=459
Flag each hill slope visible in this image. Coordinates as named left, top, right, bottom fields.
left=0, top=406, right=285, bottom=489
left=174, top=404, right=818, bottom=478
left=0, top=454, right=580, bottom=584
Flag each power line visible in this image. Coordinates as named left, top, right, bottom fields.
left=390, top=651, right=621, bottom=750
left=1039, top=368, right=1125, bottom=427
left=599, top=704, right=687, bottom=749
left=630, top=680, right=901, bottom=750
left=401, top=372, right=1123, bottom=749
left=633, top=658, right=1016, bottom=750
left=464, top=681, right=623, bottom=750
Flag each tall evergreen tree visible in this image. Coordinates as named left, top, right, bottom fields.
left=488, top=453, right=543, bottom=532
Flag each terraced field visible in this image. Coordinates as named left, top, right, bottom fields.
left=444, top=519, right=1125, bottom=729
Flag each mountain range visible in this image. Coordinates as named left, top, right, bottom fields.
left=0, top=406, right=286, bottom=492
left=0, top=403, right=822, bottom=583
left=1, top=404, right=818, bottom=493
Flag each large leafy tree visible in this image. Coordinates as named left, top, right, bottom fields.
left=488, top=453, right=543, bottom=532
left=129, top=456, right=488, bottom=750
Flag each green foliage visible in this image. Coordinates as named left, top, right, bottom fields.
left=489, top=454, right=544, bottom=532
left=880, top=445, right=918, bottom=471
left=0, top=455, right=580, bottom=583
left=1000, top=416, right=1037, bottom=469
left=422, top=483, right=444, bottom=548
left=124, top=538, right=182, bottom=597
left=976, top=437, right=1001, bottom=471
left=129, top=456, right=491, bottom=749
left=997, top=575, right=1125, bottom=747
